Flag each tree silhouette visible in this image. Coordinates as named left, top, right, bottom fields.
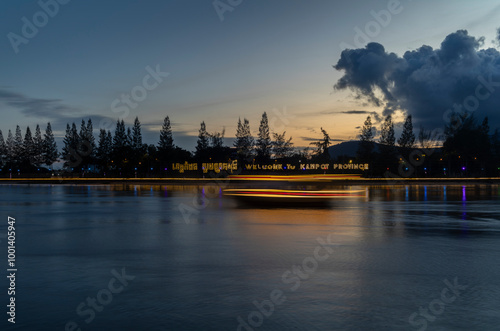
left=443, top=115, right=491, bottom=174
left=209, top=128, right=225, bottom=149
left=126, top=127, right=133, bottom=149
left=208, top=127, right=229, bottom=161
left=78, top=119, right=96, bottom=170
left=357, top=116, right=374, bottom=162
left=132, top=117, right=143, bottom=151
left=113, top=120, right=127, bottom=150
left=310, top=127, right=331, bottom=159
left=492, top=129, right=500, bottom=160
left=272, top=131, right=293, bottom=159
left=130, top=117, right=145, bottom=166
left=23, top=126, right=35, bottom=166
left=62, top=123, right=79, bottom=168
left=379, top=115, right=395, bottom=146
left=97, top=129, right=112, bottom=171
left=378, top=115, right=396, bottom=170
left=42, top=123, right=58, bottom=167
left=5, top=130, right=14, bottom=165
left=0, top=130, right=6, bottom=166
left=33, top=125, right=44, bottom=166
left=256, top=112, right=271, bottom=161
left=158, top=116, right=174, bottom=151
left=418, top=126, right=430, bottom=149
left=234, top=118, right=254, bottom=160
left=13, top=125, right=23, bottom=165
left=195, top=121, right=209, bottom=160
left=112, top=120, right=129, bottom=170
left=398, top=115, right=415, bottom=148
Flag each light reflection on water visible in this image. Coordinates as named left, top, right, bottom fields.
left=0, top=183, right=499, bottom=330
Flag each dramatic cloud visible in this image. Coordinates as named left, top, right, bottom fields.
left=334, top=29, right=500, bottom=129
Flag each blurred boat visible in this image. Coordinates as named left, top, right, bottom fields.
left=223, top=188, right=364, bottom=207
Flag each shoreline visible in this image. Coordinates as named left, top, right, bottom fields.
left=0, top=177, right=499, bottom=185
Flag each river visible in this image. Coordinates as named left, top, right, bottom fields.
left=0, top=183, right=499, bottom=330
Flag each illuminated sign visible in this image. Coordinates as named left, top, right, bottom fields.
left=201, top=161, right=238, bottom=173
left=332, top=163, right=369, bottom=170
left=172, top=162, right=198, bottom=173
left=244, top=163, right=369, bottom=171
left=172, top=161, right=369, bottom=173
left=245, top=163, right=283, bottom=170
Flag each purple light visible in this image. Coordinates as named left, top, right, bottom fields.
left=164, top=168, right=167, bottom=171
left=462, top=167, right=466, bottom=170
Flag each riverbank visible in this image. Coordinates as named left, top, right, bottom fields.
left=0, top=176, right=499, bottom=185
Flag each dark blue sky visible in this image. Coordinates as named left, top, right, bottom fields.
left=1, top=0, right=499, bottom=149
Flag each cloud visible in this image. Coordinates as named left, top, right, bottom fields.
left=0, top=89, right=120, bottom=133
left=340, top=110, right=371, bottom=114
left=340, top=110, right=382, bottom=122
left=299, top=109, right=383, bottom=123
left=300, top=136, right=322, bottom=142
left=334, top=29, right=500, bottom=129
left=0, top=89, right=81, bottom=118
left=0, top=89, right=200, bottom=149
left=52, top=115, right=117, bottom=132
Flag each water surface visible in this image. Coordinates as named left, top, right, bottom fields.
left=0, top=183, right=499, bottom=330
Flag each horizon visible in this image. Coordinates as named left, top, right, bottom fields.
left=0, top=111, right=451, bottom=157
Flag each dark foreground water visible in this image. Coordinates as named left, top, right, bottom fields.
left=0, top=183, right=499, bottom=331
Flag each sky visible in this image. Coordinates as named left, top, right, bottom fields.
left=1, top=0, right=500, bottom=151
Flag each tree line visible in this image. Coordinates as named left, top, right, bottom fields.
left=1, top=111, right=499, bottom=177
left=353, top=113, right=500, bottom=177
left=0, top=112, right=303, bottom=176
left=0, top=123, right=58, bottom=172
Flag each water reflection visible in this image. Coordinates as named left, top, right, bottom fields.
left=1, top=183, right=499, bottom=330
